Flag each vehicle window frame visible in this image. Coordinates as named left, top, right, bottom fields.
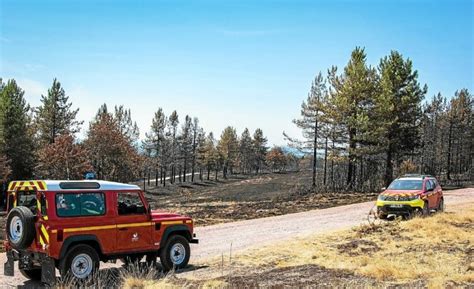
left=40, top=192, right=47, bottom=217
left=116, top=191, right=146, bottom=216
left=55, top=191, right=106, bottom=218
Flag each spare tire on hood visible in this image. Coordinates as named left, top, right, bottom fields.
left=6, top=206, right=36, bottom=250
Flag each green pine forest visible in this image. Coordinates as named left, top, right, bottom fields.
left=0, top=48, right=472, bottom=194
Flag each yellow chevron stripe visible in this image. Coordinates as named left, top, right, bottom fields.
left=41, top=225, right=49, bottom=243
left=39, top=235, right=45, bottom=246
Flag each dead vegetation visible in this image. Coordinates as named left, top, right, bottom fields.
left=218, top=207, right=474, bottom=288
left=144, top=171, right=378, bottom=226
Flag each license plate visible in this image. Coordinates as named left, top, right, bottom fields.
left=390, top=204, right=403, bottom=208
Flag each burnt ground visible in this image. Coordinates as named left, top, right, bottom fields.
left=141, top=171, right=379, bottom=226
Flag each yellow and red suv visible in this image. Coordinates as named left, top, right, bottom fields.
left=3, top=180, right=198, bottom=284
left=376, top=174, right=444, bottom=219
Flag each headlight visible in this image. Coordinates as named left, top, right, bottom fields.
left=408, top=195, right=420, bottom=201
left=377, top=195, right=386, bottom=201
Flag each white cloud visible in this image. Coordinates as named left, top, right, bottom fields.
left=15, top=78, right=47, bottom=106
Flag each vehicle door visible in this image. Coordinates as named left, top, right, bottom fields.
left=424, top=180, right=436, bottom=209
left=115, top=191, right=153, bottom=252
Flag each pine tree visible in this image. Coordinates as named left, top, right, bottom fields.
left=167, top=111, right=179, bottom=183
left=0, top=153, right=11, bottom=182
left=36, top=134, right=92, bottom=179
left=376, top=51, right=426, bottom=186
left=36, top=78, right=82, bottom=144
left=190, top=117, right=202, bottom=182
left=180, top=115, right=193, bottom=182
left=329, top=47, right=379, bottom=187
left=114, top=105, right=140, bottom=144
left=201, top=132, right=219, bottom=180
left=252, top=128, right=268, bottom=174
left=217, top=126, right=238, bottom=179
left=238, top=128, right=253, bottom=174
left=266, top=146, right=287, bottom=172
left=143, top=108, right=168, bottom=186
left=0, top=79, right=36, bottom=179
left=284, top=72, right=328, bottom=187
left=85, top=104, right=142, bottom=182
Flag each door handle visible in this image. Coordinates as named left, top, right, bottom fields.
left=119, top=227, right=128, bottom=231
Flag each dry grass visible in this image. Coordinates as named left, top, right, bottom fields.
left=120, top=206, right=473, bottom=288
left=229, top=208, right=474, bottom=287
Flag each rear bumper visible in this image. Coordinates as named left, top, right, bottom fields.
left=4, top=249, right=56, bottom=284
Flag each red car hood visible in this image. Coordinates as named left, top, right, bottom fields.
left=150, top=210, right=191, bottom=222
left=382, top=190, right=422, bottom=196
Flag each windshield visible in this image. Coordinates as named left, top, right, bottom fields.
left=388, top=179, right=423, bottom=190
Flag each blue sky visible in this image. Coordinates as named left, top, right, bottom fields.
left=1, top=0, right=473, bottom=145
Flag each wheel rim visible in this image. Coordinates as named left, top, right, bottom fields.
left=71, top=253, right=93, bottom=279
left=9, top=216, right=23, bottom=243
left=170, top=243, right=186, bottom=265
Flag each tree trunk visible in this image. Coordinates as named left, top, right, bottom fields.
left=347, top=128, right=356, bottom=187
left=312, top=120, right=318, bottom=187
left=323, top=136, right=328, bottom=186
left=447, top=121, right=453, bottom=180
left=163, top=169, right=166, bottom=187
left=384, top=147, right=393, bottom=187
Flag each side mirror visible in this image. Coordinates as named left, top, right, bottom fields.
left=381, top=187, right=386, bottom=191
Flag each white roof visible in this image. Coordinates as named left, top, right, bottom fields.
left=42, top=180, right=140, bottom=191
left=398, top=177, right=423, bottom=180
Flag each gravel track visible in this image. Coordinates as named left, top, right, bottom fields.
left=1, top=188, right=473, bottom=287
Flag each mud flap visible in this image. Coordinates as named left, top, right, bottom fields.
left=4, top=250, right=14, bottom=276
left=41, top=257, right=56, bottom=285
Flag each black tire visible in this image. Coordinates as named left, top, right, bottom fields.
left=160, top=235, right=190, bottom=271
left=59, top=244, right=99, bottom=279
left=422, top=201, right=429, bottom=217
left=6, top=206, right=36, bottom=250
left=437, top=198, right=444, bottom=212
left=19, top=268, right=42, bottom=281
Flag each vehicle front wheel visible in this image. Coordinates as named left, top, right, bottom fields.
left=422, top=201, right=429, bottom=217
left=160, top=235, right=190, bottom=271
left=19, top=267, right=42, bottom=281
left=59, top=244, right=99, bottom=279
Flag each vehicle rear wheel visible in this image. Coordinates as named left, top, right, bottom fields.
left=6, top=206, right=35, bottom=250
left=19, top=268, right=42, bottom=281
left=437, top=198, right=444, bottom=212
left=59, top=244, right=99, bottom=279
left=160, top=235, right=190, bottom=271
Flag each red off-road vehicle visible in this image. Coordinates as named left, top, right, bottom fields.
left=3, top=180, right=198, bottom=284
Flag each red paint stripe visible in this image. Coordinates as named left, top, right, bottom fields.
left=37, top=182, right=45, bottom=190
left=19, top=181, right=24, bottom=187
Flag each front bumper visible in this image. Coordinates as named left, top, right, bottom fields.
left=376, top=199, right=424, bottom=215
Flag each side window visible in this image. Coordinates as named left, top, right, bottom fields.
left=17, top=191, right=37, bottom=213
left=117, top=192, right=145, bottom=215
left=56, top=192, right=105, bottom=217
left=425, top=180, right=433, bottom=191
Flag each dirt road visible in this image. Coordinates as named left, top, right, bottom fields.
left=1, top=188, right=473, bottom=287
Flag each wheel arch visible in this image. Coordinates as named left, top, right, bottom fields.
left=59, top=235, right=104, bottom=260
left=160, top=225, right=191, bottom=247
